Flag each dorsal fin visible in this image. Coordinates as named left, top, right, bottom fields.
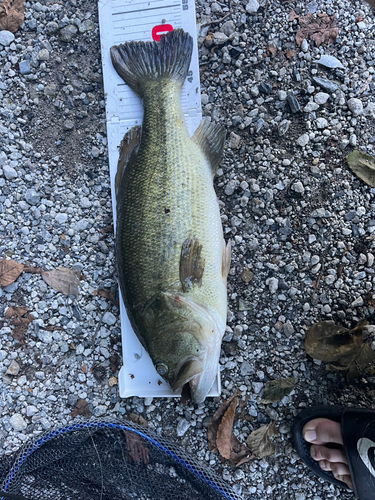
left=191, top=118, right=226, bottom=176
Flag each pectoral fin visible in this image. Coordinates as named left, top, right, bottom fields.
left=191, top=118, right=226, bottom=176
left=170, top=358, right=203, bottom=391
left=222, top=239, right=231, bottom=279
left=115, top=126, right=142, bottom=199
left=179, top=237, right=205, bottom=292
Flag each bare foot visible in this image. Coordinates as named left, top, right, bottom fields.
left=302, top=418, right=353, bottom=490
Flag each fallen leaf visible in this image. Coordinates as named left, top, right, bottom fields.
left=43, top=325, right=62, bottom=331
left=92, top=364, right=106, bottom=382
left=93, top=288, right=119, bottom=308
left=305, top=320, right=375, bottom=380
left=100, top=224, right=114, bottom=234
left=347, top=150, right=375, bottom=187
left=284, top=49, right=295, bottom=60
left=0, top=0, right=25, bottom=33
left=0, top=257, right=24, bottom=287
left=109, top=353, right=121, bottom=373
left=5, top=306, right=27, bottom=319
left=208, top=391, right=238, bottom=453
left=217, top=396, right=238, bottom=459
left=261, top=377, right=295, bottom=404
left=4, top=306, right=33, bottom=343
left=246, top=421, right=278, bottom=459
left=124, top=430, right=149, bottom=464
left=267, top=44, right=277, bottom=56
left=305, top=320, right=366, bottom=362
left=42, top=267, right=80, bottom=296
left=290, top=11, right=339, bottom=47
left=71, top=398, right=90, bottom=418
left=365, top=293, right=375, bottom=309
left=129, top=413, right=148, bottom=428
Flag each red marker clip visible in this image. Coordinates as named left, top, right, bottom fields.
left=152, top=24, right=173, bottom=41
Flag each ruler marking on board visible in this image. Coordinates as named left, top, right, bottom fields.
left=113, top=4, right=179, bottom=16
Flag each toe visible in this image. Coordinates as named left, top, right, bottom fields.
left=303, top=418, right=343, bottom=446
left=333, top=474, right=353, bottom=490
left=329, top=462, right=351, bottom=477
left=310, top=445, right=347, bottom=464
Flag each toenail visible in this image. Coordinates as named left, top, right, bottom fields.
left=310, top=446, right=316, bottom=458
left=304, top=430, right=316, bottom=442
left=320, top=461, right=326, bottom=469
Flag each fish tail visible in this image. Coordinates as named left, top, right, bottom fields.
left=110, top=29, right=193, bottom=96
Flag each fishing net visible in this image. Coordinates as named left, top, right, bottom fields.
left=0, top=418, right=241, bottom=500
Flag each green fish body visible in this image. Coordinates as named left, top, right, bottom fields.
left=111, top=29, right=229, bottom=403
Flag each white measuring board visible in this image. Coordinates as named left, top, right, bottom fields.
left=98, top=0, right=221, bottom=399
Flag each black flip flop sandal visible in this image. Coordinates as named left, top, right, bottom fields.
left=292, top=405, right=375, bottom=500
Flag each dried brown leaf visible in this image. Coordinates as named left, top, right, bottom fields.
left=347, top=150, right=375, bottom=187
left=246, top=421, right=278, bottom=459
left=23, top=265, right=43, bottom=274
left=207, top=391, right=238, bottom=453
left=0, top=257, right=24, bottom=287
left=228, top=434, right=253, bottom=467
left=261, top=377, right=295, bottom=404
left=109, top=353, right=121, bottom=373
left=267, top=44, right=277, bottom=56
left=5, top=306, right=27, bottom=319
left=93, top=288, right=119, bottom=308
left=0, top=0, right=25, bottom=33
left=284, top=50, right=295, bottom=60
left=43, top=325, right=62, bottom=332
left=124, top=430, right=149, bottom=464
left=42, top=267, right=80, bottom=296
left=291, top=12, right=339, bottom=47
left=365, top=293, right=375, bottom=309
left=217, top=396, right=238, bottom=459
left=129, top=413, right=148, bottom=428
left=71, top=398, right=90, bottom=418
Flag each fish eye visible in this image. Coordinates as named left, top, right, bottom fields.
left=156, top=363, right=168, bottom=376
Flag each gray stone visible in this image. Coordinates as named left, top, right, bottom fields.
left=0, top=351, right=7, bottom=362
left=80, top=197, right=91, bottom=209
left=314, top=92, right=329, bottom=105
left=94, top=405, right=107, bottom=417
left=35, top=371, right=45, bottom=380
left=292, top=181, right=305, bottom=193
left=103, top=311, right=117, bottom=326
left=0, top=151, right=7, bottom=166
left=296, top=133, right=309, bottom=147
left=301, top=39, right=309, bottom=52
left=240, top=360, right=254, bottom=376
left=0, top=31, right=15, bottom=47
left=246, top=0, right=259, bottom=12
left=177, top=418, right=190, bottom=437
left=38, top=49, right=49, bottom=61
left=91, top=146, right=100, bottom=158
left=317, top=55, right=344, bottom=69
left=55, top=213, right=68, bottom=224
left=26, top=405, right=38, bottom=417
left=63, top=119, right=75, bottom=131
left=252, top=382, right=264, bottom=394
left=278, top=120, right=290, bottom=136
left=10, top=414, right=27, bottom=431
left=212, top=32, right=228, bottom=45
left=268, top=277, right=279, bottom=294
left=305, top=1, right=318, bottom=12
left=310, top=208, right=332, bottom=218
left=364, top=102, right=375, bottom=118
left=59, top=25, right=78, bottom=42
left=229, top=132, right=241, bottom=149
left=5, top=360, right=20, bottom=376
left=312, top=76, right=338, bottom=93
left=316, top=117, right=328, bottom=129
left=3, top=165, right=17, bottom=179
left=347, top=98, right=363, bottom=116
left=74, top=219, right=89, bottom=231
left=225, top=180, right=237, bottom=196
left=287, top=92, right=300, bottom=113
left=37, top=330, right=53, bottom=343
left=25, top=188, right=40, bottom=206
left=304, top=101, right=319, bottom=112
left=45, top=21, right=59, bottom=35
left=220, top=20, right=236, bottom=36
left=19, top=60, right=31, bottom=75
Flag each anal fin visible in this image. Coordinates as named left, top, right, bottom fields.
left=115, top=126, right=142, bottom=199
left=179, top=236, right=205, bottom=293
left=191, top=118, right=226, bottom=176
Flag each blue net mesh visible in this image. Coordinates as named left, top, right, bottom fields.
left=0, top=418, right=241, bottom=500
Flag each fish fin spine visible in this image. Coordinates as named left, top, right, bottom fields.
left=110, top=29, right=193, bottom=96
left=191, top=117, right=226, bottom=175
left=179, top=236, right=205, bottom=292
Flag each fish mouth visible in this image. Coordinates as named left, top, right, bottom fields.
left=170, top=356, right=203, bottom=391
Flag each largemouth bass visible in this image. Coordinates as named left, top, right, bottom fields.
left=111, top=29, right=230, bottom=403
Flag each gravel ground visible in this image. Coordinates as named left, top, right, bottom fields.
left=1, top=0, right=375, bottom=498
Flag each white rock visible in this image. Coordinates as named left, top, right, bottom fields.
left=10, top=413, right=27, bottom=431
left=212, top=32, right=228, bottom=45
left=315, top=118, right=328, bottom=129
left=177, top=418, right=190, bottom=437
left=314, top=92, right=329, bottom=105
left=103, top=311, right=117, bottom=326
left=0, top=31, right=15, bottom=47
left=304, top=101, right=319, bottom=112
left=55, top=213, right=68, bottom=224
left=292, top=181, right=305, bottom=193
left=6, top=360, right=20, bottom=376
left=364, top=102, right=375, bottom=118
left=3, top=165, right=18, bottom=180
left=347, top=98, right=363, bottom=116
left=296, top=133, right=309, bottom=147
left=245, top=0, right=259, bottom=12
left=268, top=277, right=279, bottom=294
left=26, top=405, right=39, bottom=417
